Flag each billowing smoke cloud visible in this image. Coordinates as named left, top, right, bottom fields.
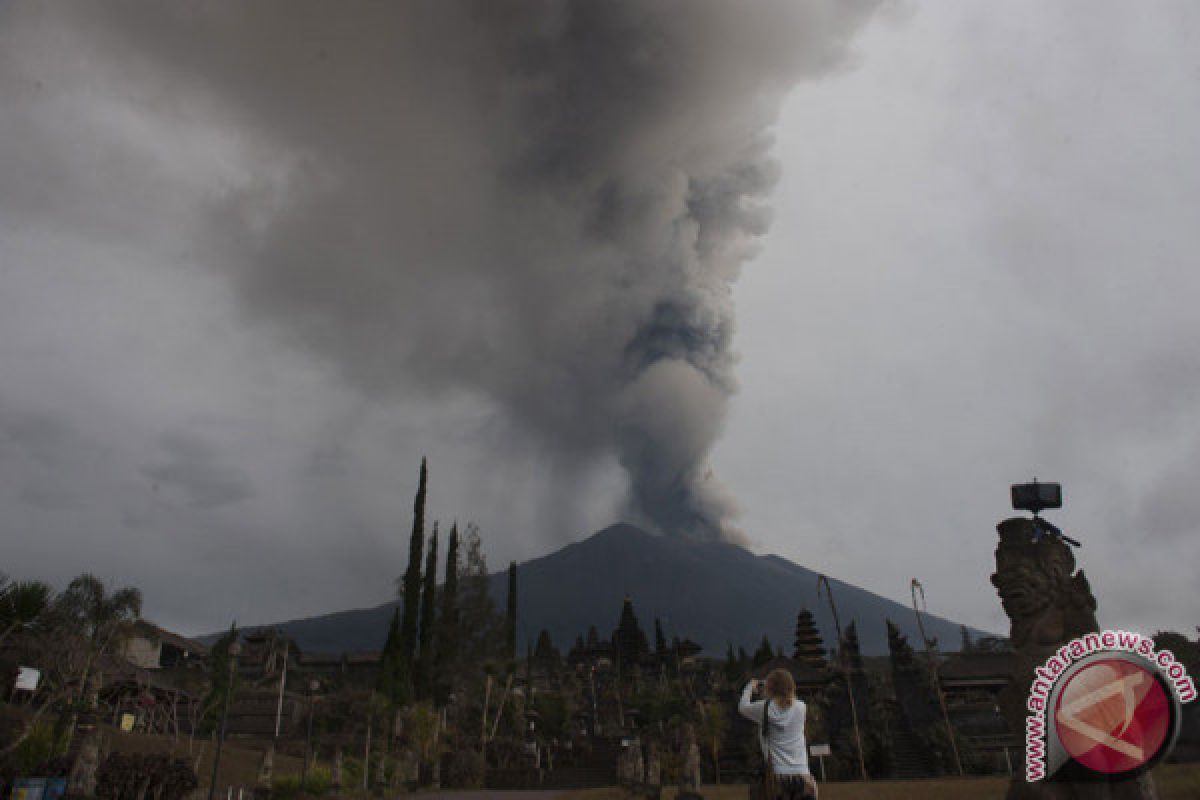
left=34, top=1, right=880, bottom=541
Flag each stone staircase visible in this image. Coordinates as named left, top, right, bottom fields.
left=485, top=737, right=620, bottom=789
left=890, top=726, right=938, bottom=779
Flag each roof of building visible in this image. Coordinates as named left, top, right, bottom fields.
left=750, top=656, right=832, bottom=685
left=131, top=620, right=209, bottom=657
left=939, top=651, right=1016, bottom=682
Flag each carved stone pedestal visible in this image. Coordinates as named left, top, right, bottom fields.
left=991, top=517, right=1157, bottom=799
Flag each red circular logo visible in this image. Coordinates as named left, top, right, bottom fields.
left=1053, top=658, right=1170, bottom=774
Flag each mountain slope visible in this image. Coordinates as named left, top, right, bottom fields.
left=218, top=523, right=991, bottom=656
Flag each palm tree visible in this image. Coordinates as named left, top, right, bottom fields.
left=0, top=579, right=54, bottom=644
left=57, top=573, right=143, bottom=703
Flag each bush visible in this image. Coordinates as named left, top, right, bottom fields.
left=95, top=753, right=197, bottom=800
left=10, top=721, right=67, bottom=777
left=271, top=765, right=332, bottom=799
left=443, top=749, right=483, bottom=789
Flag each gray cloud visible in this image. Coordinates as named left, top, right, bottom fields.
left=22, top=0, right=881, bottom=542
left=142, top=433, right=254, bottom=510
left=715, top=0, right=1200, bottom=637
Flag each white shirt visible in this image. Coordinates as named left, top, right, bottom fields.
left=738, top=681, right=810, bottom=776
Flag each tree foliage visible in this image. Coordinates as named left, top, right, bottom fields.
left=416, top=524, right=439, bottom=698
left=398, top=457, right=428, bottom=701
left=751, top=635, right=775, bottom=668
left=434, top=523, right=460, bottom=701
left=201, top=623, right=239, bottom=732
left=504, top=561, right=517, bottom=665
left=0, top=580, right=53, bottom=644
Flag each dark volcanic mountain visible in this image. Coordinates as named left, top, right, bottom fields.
left=222, top=523, right=991, bottom=657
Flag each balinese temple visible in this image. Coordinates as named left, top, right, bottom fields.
left=792, top=609, right=827, bottom=671
left=612, top=595, right=651, bottom=670
left=937, top=640, right=1020, bottom=773
left=750, top=608, right=832, bottom=701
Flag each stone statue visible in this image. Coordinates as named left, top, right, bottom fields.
left=992, top=518, right=1098, bottom=654
left=678, top=725, right=703, bottom=800
left=617, top=742, right=645, bottom=794
left=375, top=749, right=389, bottom=790
left=331, top=747, right=343, bottom=794
left=396, top=749, right=419, bottom=790
left=991, top=517, right=1156, bottom=799
left=644, top=743, right=661, bottom=786
left=256, top=743, right=274, bottom=793
left=68, top=728, right=102, bottom=797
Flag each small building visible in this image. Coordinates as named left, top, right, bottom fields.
left=939, top=649, right=1020, bottom=772
left=122, top=620, right=208, bottom=670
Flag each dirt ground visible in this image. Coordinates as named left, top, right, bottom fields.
left=556, top=762, right=1200, bottom=800
left=83, top=724, right=306, bottom=794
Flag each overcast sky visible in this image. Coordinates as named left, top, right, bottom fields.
left=2, top=1, right=1197, bottom=640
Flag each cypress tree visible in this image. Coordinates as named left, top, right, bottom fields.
left=398, top=458, right=427, bottom=696
left=752, top=635, right=775, bottom=668
left=203, top=622, right=239, bottom=732
left=504, top=561, right=518, bottom=663
left=416, top=523, right=439, bottom=698
left=723, top=643, right=741, bottom=683
left=654, top=618, right=667, bottom=655
left=434, top=523, right=460, bottom=692
left=842, top=621, right=865, bottom=674
left=378, top=607, right=403, bottom=704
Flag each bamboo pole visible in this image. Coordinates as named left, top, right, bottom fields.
left=910, top=579, right=964, bottom=776
left=817, top=574, right=868, bottom=782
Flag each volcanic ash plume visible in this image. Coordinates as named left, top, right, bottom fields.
left=52, top=0, right=881, bottom=541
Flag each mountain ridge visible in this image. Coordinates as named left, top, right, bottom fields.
left=204, top=522, right=994, bottom=657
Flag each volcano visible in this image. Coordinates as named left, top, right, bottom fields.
left=217, top=523, right=991, bottom=656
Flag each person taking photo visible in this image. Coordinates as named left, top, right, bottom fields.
left=739, top=669, right=818, bottom=799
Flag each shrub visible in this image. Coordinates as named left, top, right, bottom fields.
left=95, top=753, right=197, bottom=800
left=10, top=721, right=66, bottom=777
left=443, top=749, right=483, bottom=789
left=272, top=765, right=332, bottom=799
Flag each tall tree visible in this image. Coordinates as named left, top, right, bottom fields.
left=203, top=623, right=240, bottom=730
left=504, top=561, right=518, bottom=664
left=416, top=523, right=439, bottom=698
left=397, top=458, right=427, bottom=696
left=57, top=573, right=142, bottom=703
left=434, top=523, right=460, bottom=698
left=457, top=524, right=497, bottom=666
left=723, top=643, right=741, bottom=683
left=842, top=621, right=865, bottom=674
left=378, top=608, right=404, bottom=705
left=654, top=618, right=667, bottom=655
left=752, top=635, right=775, bottom=668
